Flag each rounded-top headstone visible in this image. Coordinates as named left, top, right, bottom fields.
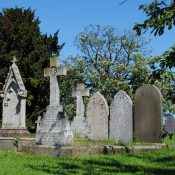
left=134, top=84, right=163, bottom=143
left=165, top=115, right=175, bottom=134
left=86, top=92, right=109, bottom=140
left=110, top=90, right=133, bottom=142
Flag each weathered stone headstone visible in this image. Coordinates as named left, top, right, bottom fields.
left=109, top=90, right=133, bottom=142
left=0, top=57, right=30, bottom=137
left=86, top=92, right=109, bottom=140
left=165, top=115, right=175, bottom=134
left=36, top=56, right=73, bottom=146
left=134, top=84, right=163, bottom=143
left=71, top=83, right=90, bottom=136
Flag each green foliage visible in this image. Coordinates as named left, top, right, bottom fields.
left=134, top=0, right=175, bottom=36
left=63, top=25, right=175, bottom=119
left=134, top=0, right=175, bottom=69
left=72, top=25, right=150, bottom=104
left=0, top=7, right=63, bottom=131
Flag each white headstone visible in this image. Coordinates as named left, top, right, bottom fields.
left=86, top=92, right=109, bottom=140
left=1, top=57, right=27, bottom=129
left=109, top=90, right=133, bottom=142
left=0, top=57, right=30, bottom=137
left=36, top=56, right=73, bottom=146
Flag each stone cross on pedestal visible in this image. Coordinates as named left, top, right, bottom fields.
left=71, top=83, right=90, bottom=137
left=72, top=83, right=89, bottom=117
left=44, top=57, right=67, bottom=107
left=36, top=56, right=73, bottom=146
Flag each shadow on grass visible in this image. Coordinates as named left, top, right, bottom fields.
left=25, top=154, right=175, bottom=175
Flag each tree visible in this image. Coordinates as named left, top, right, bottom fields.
left=133, top=0, right=175, bottom=36
left=61, top=25, right=175, bottom=120
left=67, top=25, right=151, bottom=104
left=133, top=0, right=175, bottom=68
left=0, top=7, right=63, bottom=131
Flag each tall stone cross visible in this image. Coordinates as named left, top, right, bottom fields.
left=72, top=83, right=89, bottom=117
left=44, top=57, right=67, bottom=106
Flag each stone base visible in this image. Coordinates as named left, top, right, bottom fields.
left=36, top=129, right=73, bottom=146
left=71, top=116, right=90, bottom=137
left=0, top=129, right=31, bottom=137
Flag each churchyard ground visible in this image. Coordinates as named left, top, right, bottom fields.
left=0, top=136, right=174, bottom=175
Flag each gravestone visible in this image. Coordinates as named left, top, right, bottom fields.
left=36, top=56, right=73, bottom=146
left=109, top=90, right=133, bottom=142
left=86, top=92, right=109, bottom=140
left=165, top=115, right=175, bottom=135
left=71, top=83, right=90, bottom=136
left=134, top=84, right=163, bottom=143
left=0, top=57, right=30, bottom=137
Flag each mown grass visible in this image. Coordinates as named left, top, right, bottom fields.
left=0, top=148, right=175, bottom=175
left=74, top=132, right=175, bottom=146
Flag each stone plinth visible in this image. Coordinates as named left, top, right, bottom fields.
left=0, top=129, right=31, bottom=137
left=36, top=105, right=73, bottom=146
left=71, top=116, right=89, bottom=137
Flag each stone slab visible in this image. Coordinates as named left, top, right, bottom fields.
left=134, top=84, right=163, bottom=143
left=86, top=92, right=109, bottom=140
left=110, top=90, right=133, bottom=142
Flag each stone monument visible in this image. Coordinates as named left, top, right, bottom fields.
left=165, top=115, right=175, bottom=135
left=86, top=92, right=109, bottom=140
left=134, top=84, right=163, bottom=143
left=71, top=83, right=90, bottom=136
left=0, top=57, right=30, bottom=137
left=36, top=56, right=73, bottom=146
left=109, top=90, right=133, bottom=142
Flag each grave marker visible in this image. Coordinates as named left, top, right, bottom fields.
left=134, top=84, right=163, bottom=143
left=110, top=90, right=133, bottom=142
left=86, top=92, right=109, bottom=140
left=36, top=56, right=73, bottom=146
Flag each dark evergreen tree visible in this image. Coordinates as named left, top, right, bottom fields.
left=0, top=7, right=64, bottom=131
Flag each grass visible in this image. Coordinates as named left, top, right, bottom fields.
left=0, top=148, right=175, bottom=175
left=74, top=132, right=175, bottom=146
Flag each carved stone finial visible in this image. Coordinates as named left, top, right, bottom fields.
left=11, top=56, right=18, bottom=64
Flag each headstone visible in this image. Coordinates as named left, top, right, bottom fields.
left=134, top=84, right=163, bottom=143
left=36, top=56, right=73, bottom=146
left=109, top=90, right=133, bottom=142
left=0, top=57, right=30, bottom=137
left=165, top=115, right=175, bottom=134
left=86, top=92, right=109, bottom=140
left=71, top=83, right=90, bottom=136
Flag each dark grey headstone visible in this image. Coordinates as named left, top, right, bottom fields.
left=134, top=84, right=163, bottom=143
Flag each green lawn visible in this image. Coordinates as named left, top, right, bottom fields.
left=0, top=148, right=175, bottom=175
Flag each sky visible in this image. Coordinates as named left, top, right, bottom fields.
left=0, top=0, right=174, bottom=59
